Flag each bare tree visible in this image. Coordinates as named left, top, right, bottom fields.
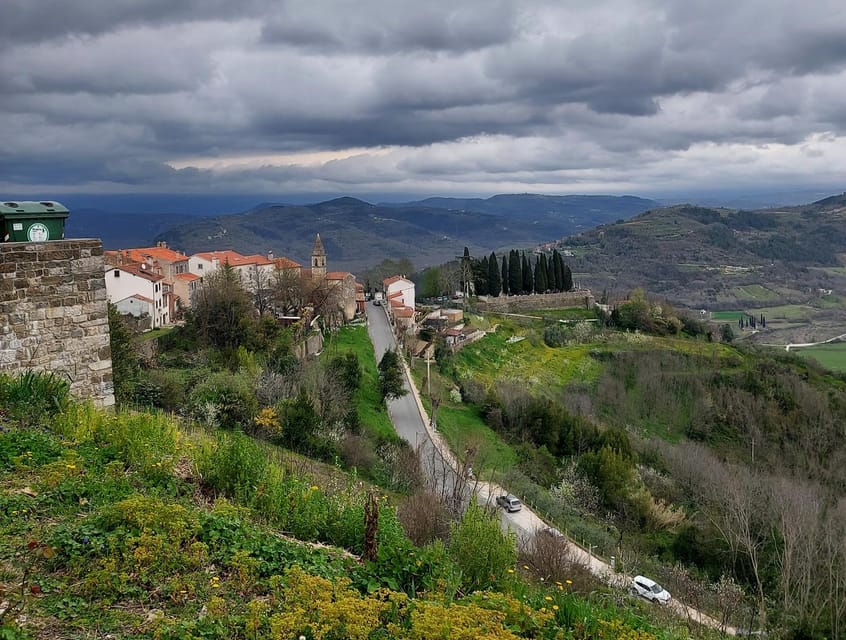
left=270, top=268, right=308, bottom=316
left=769, top=477, right=823, bottom=624
left=247, top=265, right=274, bottom=315
left=664, top=443, right=770, bottom=628
left=397, top=490, right=451, bottom=546
left=520, top=528, right=577, bottom=583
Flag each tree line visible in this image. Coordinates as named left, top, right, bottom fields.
left=471, top=248, right=573, bottom=297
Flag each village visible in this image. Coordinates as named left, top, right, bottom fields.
left=102, top=234, right=491, bottom=360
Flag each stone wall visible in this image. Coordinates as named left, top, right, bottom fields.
left=0, top=239, right=115, bottom=406
left=477, top=290, right=595, bottom=313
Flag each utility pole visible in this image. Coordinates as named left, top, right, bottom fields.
left=456, top=247, right=473, bottom=310
left=424, top=343, right=435, bottom=398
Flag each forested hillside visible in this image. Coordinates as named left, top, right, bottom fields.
left=561, top=198, right=846, bottom=310
left=421, top=304, right=846, bottom=639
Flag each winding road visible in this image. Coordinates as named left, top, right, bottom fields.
left=365, top=301, right=735, bottom=634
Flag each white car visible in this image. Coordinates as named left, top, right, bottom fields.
left=495, top=494, right=522, bottom=512
left=631, top=575, right=671, bottom=604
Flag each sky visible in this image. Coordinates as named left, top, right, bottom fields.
left=1, top=0, right=845, bottom=202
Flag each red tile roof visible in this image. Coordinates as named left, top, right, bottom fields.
left=394, top=307, right=414, bottom=318
left=325, top=271, right=352, bottom=280
left=111, top=264, right=164, bottom=282
left=274, top=257, right=301, bottom=269
left=122, top=246, right=188, bottom=264
left=383, top=275, right=412, bottom=287
left=174, top=273, right=200, bottom=281
left=193, top=250, right=272, bottom=267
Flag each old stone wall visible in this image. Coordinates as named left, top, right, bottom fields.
left=477, top=290, right=595, bottom=313
left=0, top=239, right=115, bottom=406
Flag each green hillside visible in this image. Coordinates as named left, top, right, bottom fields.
left=560, top=199, right=846, bottom=343
left=1, top=373, right=694, bottom=640
left=421, top=306, right=846, bottom=639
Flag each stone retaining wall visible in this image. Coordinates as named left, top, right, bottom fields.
left=0, top=239, right=115, bottom=406
left=477, top=290, right=595, bottom=312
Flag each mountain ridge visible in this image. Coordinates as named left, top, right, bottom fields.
left=152, top=194, right=658, bottom=271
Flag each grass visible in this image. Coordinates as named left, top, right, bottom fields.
left=136, top=326, right=174, bottom=341
left=410, top=361, right=517, bottom=474
left=753, top=304, right=813, bottom=321
left=327, top=325, right=397, bottom=443
left=732, top=284, right=780, bottom=302
left=794, top=342, right=846, bottom=372
left=709, top=310, right=745, bottom=322
left=518, top=308, right=597, bottom=322
left=453, top=322, right=603, bottom=390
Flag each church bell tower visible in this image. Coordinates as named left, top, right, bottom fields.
left=311, top=233, right=327, bottom=280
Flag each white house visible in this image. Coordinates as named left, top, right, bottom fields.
left=383, top=275, right=415, bottom=311
left=189, top=250, right=274, bottom=292
left=105, top=263, right=167, bottom=328
left=115, top=294, right=155, bottom=320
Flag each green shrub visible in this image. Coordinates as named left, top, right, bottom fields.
left=132, top=368, right=186, bottom=412
left=276, top=391, right=319, bottom=453
left=188, top=370, right=258, bottom=430
left=0, top=371, right=69, bottom=427
left=543, top=324, right=569, bottom=347
left=198, top=430, right=267, bottom=504
left=0, top=428, right=63, bottom=470
left=448, top=503, right=517, bottom=592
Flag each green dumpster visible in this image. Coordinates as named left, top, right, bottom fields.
left=0, top=200, right=69, bottom=242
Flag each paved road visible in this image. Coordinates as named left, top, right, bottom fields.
left=366, top=302, right=458, bottom=502
left=365, top=301, right=735, bottom=634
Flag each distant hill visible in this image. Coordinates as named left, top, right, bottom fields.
left=154, top=195, right=657, bottom=272
left=398, top=194, right=657, bottom=229
left=65, top=208, right=195, bottom=249
left=560, top=197, right=846, bottom=309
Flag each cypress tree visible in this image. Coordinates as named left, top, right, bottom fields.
left=563, top=263, right=573, bottom=291
left=501, top=255, right=509, bottom=295
left=508, top=250, right=522, bottom=296
left=544, top=254, right=555, bottom=291
left=533, top=255, right=545, bottom=293
left=551, top=249, right=563, bottom=291
left=521, top=252, right=532, bottom=294
left=474, top=256, right=489, bottom=296
left=488, top=252, right=501, bottom=297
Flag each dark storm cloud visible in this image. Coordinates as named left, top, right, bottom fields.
left=2, top=0, right=846, bottom=196
left=0, top=0, right=268, bottom=45
left=260, top=0, right=519, bottom=53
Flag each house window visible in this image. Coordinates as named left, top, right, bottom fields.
left=198, top=263, right=203, bottom=270
left=113, top=270, right=120, bottom=278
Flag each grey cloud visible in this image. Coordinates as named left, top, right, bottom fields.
left=260, top=0, right=519, bottom=53
left=0, top=0, right=268, bottom=45
left=0, top=28, right=216, bottom=95
left=2, top=0, right=846, bottom=196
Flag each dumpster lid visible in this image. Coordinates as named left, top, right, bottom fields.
left=0, top=200, right=69, bottom=215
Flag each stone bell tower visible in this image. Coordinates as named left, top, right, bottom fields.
left=310, top=233, right=327, bottom=280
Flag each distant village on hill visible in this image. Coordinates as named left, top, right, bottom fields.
left=103, top=234, right=418, bottom=338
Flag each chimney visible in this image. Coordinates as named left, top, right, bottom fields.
left=157, top=241, right=167, bottom=248
left=267, top=250, right=274, bottom=261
